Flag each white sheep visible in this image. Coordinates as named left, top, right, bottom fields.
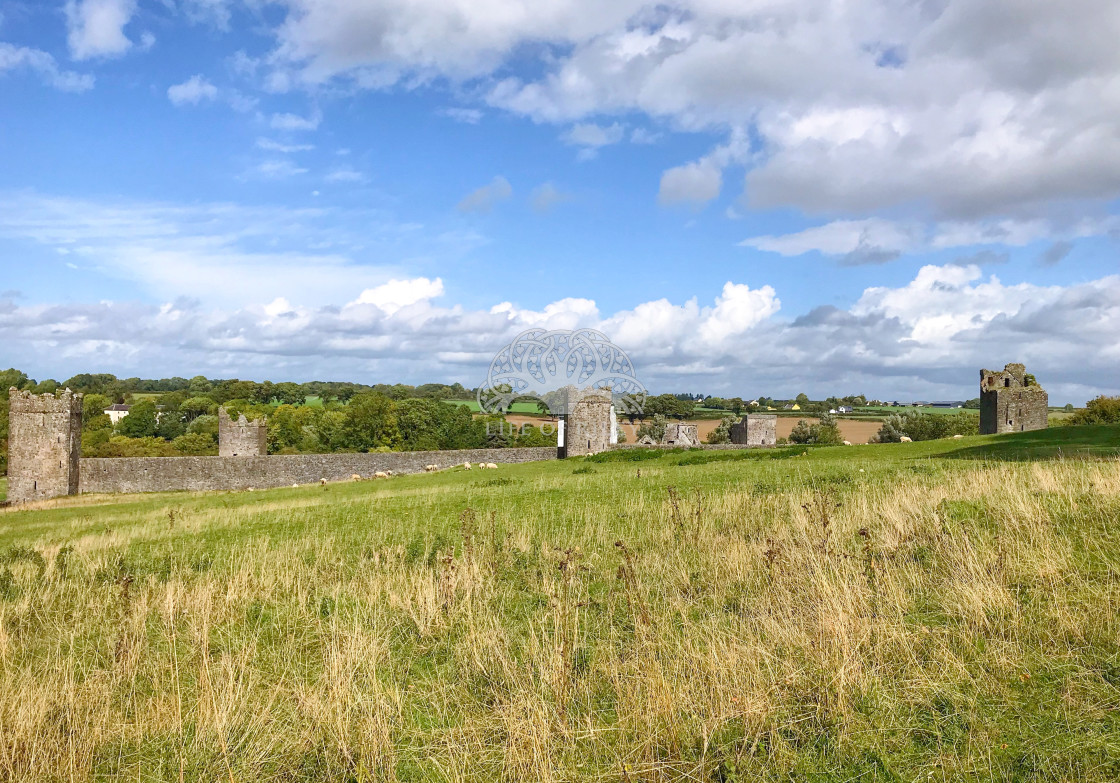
left=899, top=436, right=913, bottom=443
left=486, top=462, right=498, bottom=469
left=424, top=464, right=439, bottom=472
left=842, top=440, right=852, bottom=446
left=952, top=434, right=964, bottom=439
left=374, top=471, right=388, bottom=479
left=462, top=462, right=472, bottom=469
left=351, top=474, right=362, bottom=481
left=319, top=478, right=327, bottom=485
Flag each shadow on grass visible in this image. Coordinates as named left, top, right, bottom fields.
left=936, top=425, right=1120, bottom=461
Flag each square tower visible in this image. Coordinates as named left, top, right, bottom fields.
left=564, top=388, right=613, bottom=457
left=731, top=414, right=777, bottom=446
left=979, top=363, right=1048, bottom=435
left=7, top=388, right=83, bottom=503
left=218, top=408, right=268, bottom=457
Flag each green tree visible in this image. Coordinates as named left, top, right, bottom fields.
left=706, top=415, right=736, bottom=444
left=116, top=400, right=158, bottom=438
left=795, top=393, right=810, bottom=406
left=636, top=413, right=668, bottom=442
left=343, top=392, right=400, bottom=451
left=1070, top=396, right=1120, bottom=425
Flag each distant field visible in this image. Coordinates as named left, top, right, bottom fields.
left=447, top=399, right=545, bottom=414
left=2, top=426, right=1120, bottom=780
left=855, top=405, right=979, bottom=416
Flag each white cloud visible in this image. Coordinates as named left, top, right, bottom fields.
left=65, top=0, right=136, bottom=60
left=270, top=110, right=321, bottom=131
left=249, top=0, right=1120, bottom=231
left=2, top=250, right=1119, bottom=401
left=167, top=74, right=218, bottom=106
left=254, top=160, right=309, bottom=178
left=256, top=137, right=314, bottom=153
left=325, top=168, right=366, bottom=183
left=659, top=160, right=722, bottom=206
left=456, top=176, right=512, bottom=214
left=530, top=182, right=570, bottom=213
left=441, top=107, right=483, bottom=124
left=562, top=121, right=624, bottom=150
left=0, top=43, right=94, bottom=91
left=353, top=277, right=444, bottom=314
left=743, top=216, right=1120, bottom=261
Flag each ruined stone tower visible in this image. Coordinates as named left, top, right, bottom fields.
left=7, top=388, right=82, bottom=503
left=662, top=422, right=699, bottom=446
left=563, top=388, right=612, bottom=457
left=218, top=408, right=268, bottom=457
left=980, top=363, right=1048, bottom=435
left=730, top=414, right=777, bottom=446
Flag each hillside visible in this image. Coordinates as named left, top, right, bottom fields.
left=0, top=426, right=1118, bottom=780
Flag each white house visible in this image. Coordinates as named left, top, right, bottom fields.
left=104, top=403, right=131, bottom=424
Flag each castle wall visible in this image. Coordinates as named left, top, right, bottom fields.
left=7, top=389, right=83, bottom=503
left=80, top=447, right=558, bottom=495
left=979, top=364, right=1049, bottom=435
left=564, top=389, right=612, bottom=457
left=663, top=422, right=699, bottom=446
left=731, top=414, right=777, bottom=446
left=218, top=408, right=268, bottom=457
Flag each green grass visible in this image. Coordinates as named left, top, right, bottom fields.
left=445, top=399, right=547, bottom=414
left=0, top=477, right=5, bottom=504
left=1, top=426, right=1120, bottom=780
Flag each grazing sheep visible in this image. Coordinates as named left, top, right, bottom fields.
left=374, top=471, right=388, bottom=479
left=842, top=440, right=852, bottom=446
left=319, top=478, right=327, bottom=485
left=486, top=462, right=498, bottom=469
left=899, top=436, right=913, bottom=443
left=952, top=434, right=964, bottom=439
left=292, top=483, right=299, bottom=488
left=462, top=462, right=472, bottom=469
left=351, top=474, right=362, bottom=481
left=424, top=464, right=439, bottom=472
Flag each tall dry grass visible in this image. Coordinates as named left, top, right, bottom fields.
left=0, top=457, right=1118, bottom=780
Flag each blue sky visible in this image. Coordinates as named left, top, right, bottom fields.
left=2, top=0, right=1119, bottom=404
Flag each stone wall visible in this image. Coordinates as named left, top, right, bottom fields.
left=663, top=422, right=699, bottom=446
left=979, top=363, right=1049, bottom=434
left=564, top=389, right=612, bottom=457
left=730, top=414, right=777, bottom=447
left=218, top=408, right=268, bottom=457
left=7, top=389, right=82, bottom=503
left=80, top=447, right=558, bottom=495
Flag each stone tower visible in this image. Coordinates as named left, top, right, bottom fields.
left=7, top=388, right=83, bottom=503
left=564, top=388, right=612, bottom=457
left=218, top=408, right=268, bottom=457
left=979, top=363, right=1048, bottom=435
left=663, top=422, right=699, bottom=446
left=730, top=414, right=777, bottom=446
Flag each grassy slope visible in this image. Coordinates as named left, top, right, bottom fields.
left=0, top=427, right=1119, bottom=780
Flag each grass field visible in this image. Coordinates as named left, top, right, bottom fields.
left=1, top=427, right=1119, bottom=780
left=447, top=399, right=546, bottom=414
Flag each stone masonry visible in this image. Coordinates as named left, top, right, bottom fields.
left=81, top=447, right=558, bottom=494
left=218, top=407, right=268, bottom=457
left=730, top=414, right=777, bottom=446
left=564, top=388, right=613, bottom=457
left=980, top=363, right=1049, bottom=435
left=663, top=422, right=699, bottom=446
left=7, top=388, right=83, bottom=503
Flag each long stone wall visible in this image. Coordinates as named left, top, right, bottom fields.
left=80, top=447, right=558, bottom=495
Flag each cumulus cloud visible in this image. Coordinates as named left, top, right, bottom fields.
left=167, top=74, right=218, bottom=105
left=562, top=121, right=624, bottom=159
left=3, top=263, right=1118, bottom=402
left=256, top=137, right=314, bottom=153
left=65, top=0, right=136, bottom=60
left=254, top=160, right=309, bottom=178
left=250, top=0, right=1120, bottom=236
left=441, top=107, right=483, bottom=124
left=0, top=43, right=94, bottom=91
left=456, top=176, right=512, bottom=214
left=659, top=160, right=722, bottom=207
